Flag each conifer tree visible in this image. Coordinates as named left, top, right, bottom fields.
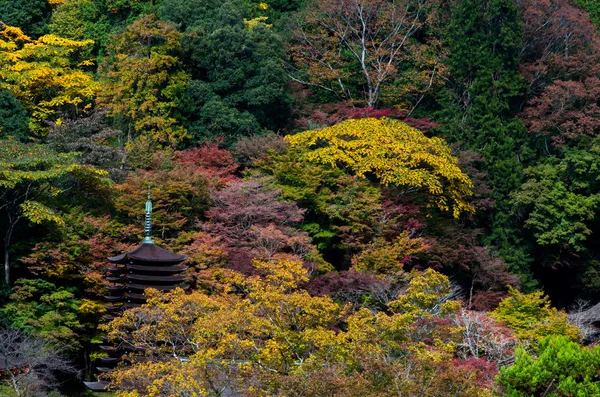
left=439, top=0, right=531, bottom=279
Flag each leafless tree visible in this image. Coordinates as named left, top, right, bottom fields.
left=288, top=0, right=443, bottom=108
left=0, top=327, right=79, bottom=397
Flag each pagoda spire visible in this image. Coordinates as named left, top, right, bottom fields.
left=143, top=186, right=154, bottom=244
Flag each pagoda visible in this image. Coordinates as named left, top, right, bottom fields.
left=84, top=190, right=189, bottom=392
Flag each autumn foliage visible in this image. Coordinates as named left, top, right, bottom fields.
left=3, top=0, right=600, bottom=395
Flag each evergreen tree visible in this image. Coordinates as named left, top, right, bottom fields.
left=438, top=0, right=532, bottom=281
left=0, top=90, right=29, bottom=142
left=0, top=0, right=51, bottom=38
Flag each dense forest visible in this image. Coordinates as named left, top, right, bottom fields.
left=2, top=0, right=600, bottom=395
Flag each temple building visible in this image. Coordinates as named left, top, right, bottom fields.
left=84, top=190, right=188, bottom=392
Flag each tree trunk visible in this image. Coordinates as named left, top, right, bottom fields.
left=3, top=241, right=9, bottom=286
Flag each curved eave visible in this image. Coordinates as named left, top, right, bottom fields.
left=125, top=274, right=189, bottom=283
left=84, top=381, right=110, bottom=392
left=126, top=264, right=188, bottom=273
left=108, top=244, right=187, bottom=264
left=125, top=282, right=190, bottom=291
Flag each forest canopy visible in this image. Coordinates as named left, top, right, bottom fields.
left=2, top=0, right=600, bottom=396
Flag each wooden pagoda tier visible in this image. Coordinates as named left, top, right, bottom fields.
left=102, top=243, right=189, bottom=307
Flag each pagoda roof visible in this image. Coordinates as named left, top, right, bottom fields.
left=84, top=381, right=110, bottom=392
left=126, top=264, right=188, bottom=273
left=108, top=243, right=187, bottom=264
left=125, top=274, right=189, bottom=283
left=124, top=292, right=147, bottom=301
left=126, top=282, right=190, bottom=291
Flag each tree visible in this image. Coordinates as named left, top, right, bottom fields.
left=285, top=117, right=474, bottom=218
left=0, top=0, right=52, bottom=38
left=0, top=141, right=109, bottom=284
left=0, top=90, right=29, bottom=141
left=105, top=263, right=495, bottom=397
left=1, top=279, right=82, bottom=352
left=497, top=335, right=600, bottom=396
left=114, top=155, right=211, bottom=240
left=202, top=177, right=325, bottom=272
left=518, top=0, right=600, bottom=148
left=97, top=14, right=190, bottom=146
left=490, top=287, right=581, bottom=345
left=46, top=110, right=126, bottom=179
left=438, top=0, right=530, bottom=278
left=0, top=24, right=98, bottom=137
left=159, top=0, right=290, bottom=145
left=287, top=0, right=445, bottom=108
left=0, top=326, right=78, bottom=397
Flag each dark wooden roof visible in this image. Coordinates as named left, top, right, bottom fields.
left=103, top=295, right=124, bottom=302
left=125, top=274, right=189, bottom=283
left=109, top=244, right=186, bottom=264
left=97, top=357, right=119, bottom=364
left=84, top=381, right=110, bottom=392
left=124, top=292, right=147, bottom=301
left=126, top=264, right=188, bottom=273
left=126, top=282, right=189, bottom=291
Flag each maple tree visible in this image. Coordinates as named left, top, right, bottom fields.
left=0, top=24, right=97, bottom=137
left=114, top=156, right=211, bottom=240
left=286, top=117, right=474, bottom=218
left=0, top=141, right=109, bottom=285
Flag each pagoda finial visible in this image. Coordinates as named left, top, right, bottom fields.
left=143, top=186, right=154, bottom=244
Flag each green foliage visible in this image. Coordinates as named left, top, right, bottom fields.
left=160, top=0, right=290, bottom=145
left=576, top=0, right=600, bottom=29
left=0, top=0, right=52, bottom=37
left=490, top=287, right=581, bottom=344
left=255, top=146, right=384, bottom=254
left=438, top=0, right=532, bottom=281
left=48, top=0, right=111, bottom=58
left=0, top=89, right=29, bottom=141
left=1, top=278, right=82, bottom=351
left=511, top=144, right=600, bottom=252
left=0, top=141, right=110, bottom=283
left=497, top=335, right=600, bottom=397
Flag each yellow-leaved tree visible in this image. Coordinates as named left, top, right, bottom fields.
left=286, top=117, right=474, bottom=218
left=0, top=24, right=98, bottom=137
left=104, top=260, right=494, bottom=397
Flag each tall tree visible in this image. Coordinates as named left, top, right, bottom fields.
left=288, top=0, right=444, bottom=108
left=438, top=0, right=530, bottom=276
left=0, top=24, right=98, bottom=137
left=159, top=0, right=290, bottom=145
left=97, top=14, right=190, bottom=146
left=0, top=141, right=109, bottom=284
